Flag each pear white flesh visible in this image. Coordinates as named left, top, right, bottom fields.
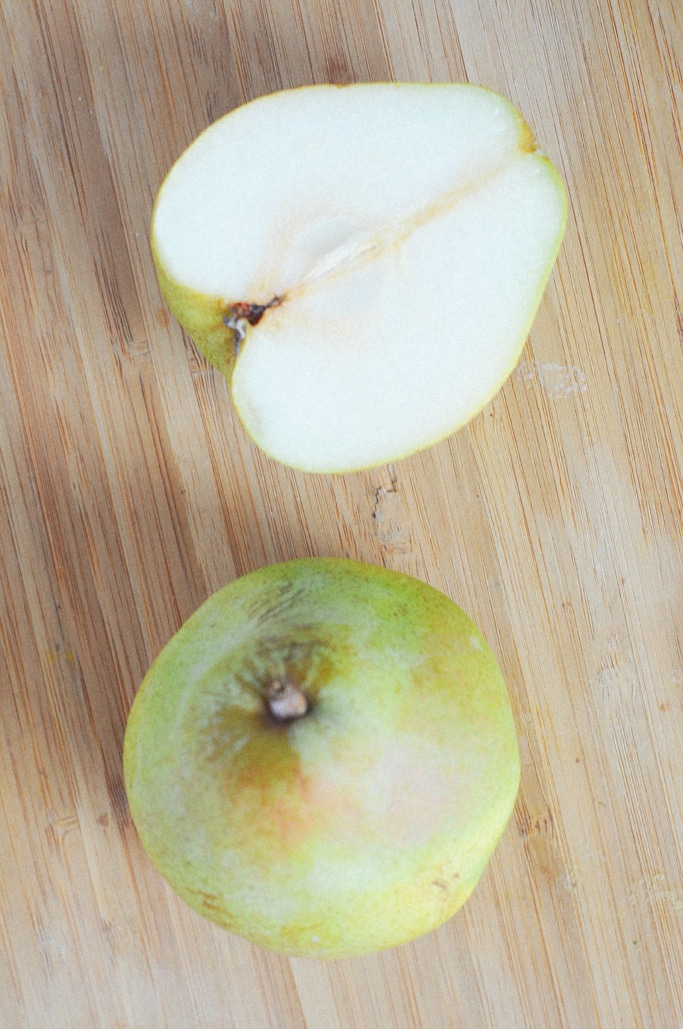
left=152, top=84, right=567, bottom=473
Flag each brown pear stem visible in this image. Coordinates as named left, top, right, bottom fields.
left=267, top=676, right=309, bottom=722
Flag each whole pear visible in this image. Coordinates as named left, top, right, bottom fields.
left=124, top=558, right=520, bottom=958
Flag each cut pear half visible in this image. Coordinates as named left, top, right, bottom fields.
left=152, top=83, right=567, bottom=473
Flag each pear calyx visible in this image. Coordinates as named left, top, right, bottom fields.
left=223, top=297, right=282, bottom=356
left=267, top=675, right=309, bottom=722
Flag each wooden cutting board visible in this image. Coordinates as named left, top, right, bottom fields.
left=2, top=1, right=682, bottom=1025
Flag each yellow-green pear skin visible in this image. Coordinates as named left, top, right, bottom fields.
left=150, top=232, right=236, bottom=382
left=124, top=558, right=520, bottom=959
left=150, top=83, right=567, bottom=473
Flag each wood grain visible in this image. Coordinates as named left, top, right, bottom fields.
left=1, top=0, right=682, bottom=1025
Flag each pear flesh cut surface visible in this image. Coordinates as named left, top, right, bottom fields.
left=152, top=84, right=567, bottom=473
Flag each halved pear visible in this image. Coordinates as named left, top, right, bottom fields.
left=151, top=83, right=567, bottom=473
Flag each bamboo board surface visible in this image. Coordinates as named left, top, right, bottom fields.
left=1, top=1, right=682, bottom=1026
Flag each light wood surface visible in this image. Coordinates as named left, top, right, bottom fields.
left=2, top=1, right=682, bottom=1026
